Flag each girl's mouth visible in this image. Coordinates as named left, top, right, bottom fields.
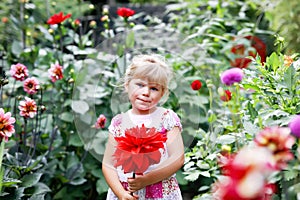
left=138, top=98, right=151, bottom=103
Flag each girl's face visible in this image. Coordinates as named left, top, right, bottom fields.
left=126, top=78, right=164, bottom=115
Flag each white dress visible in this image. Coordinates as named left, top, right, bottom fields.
left=106, top=107, right=183, bottom=200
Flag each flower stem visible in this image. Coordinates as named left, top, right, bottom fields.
left=0, top=139, right=5, bottom=193
left=59, top=24, right=63, bottom=53
left=130, top=172, right=135, bottom=196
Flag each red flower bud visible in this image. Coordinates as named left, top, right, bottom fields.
left=220, top=90, right=232, bottom=101
left=191, top=80, right=202, bottom=90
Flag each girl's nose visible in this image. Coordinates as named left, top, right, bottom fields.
left=142, top=87, right=150, bottom=96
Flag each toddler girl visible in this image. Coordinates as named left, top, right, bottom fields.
left=102, top=54, right=184, bottom=200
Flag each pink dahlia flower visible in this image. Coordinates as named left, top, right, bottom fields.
left=48, top=63, right=63, bottom=82
left=18, top=97, right=37, bottom=118
left=10, top=63, right=29, bottom=81
left=0, top=108, right=15, bottom=142
left=254, top=126, right=295, bottom=169
left=23, top=77, right=40, bottom=95
left=94, top=114, right=106, bottom=129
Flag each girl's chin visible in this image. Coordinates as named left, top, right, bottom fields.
left=133, top=107, right=156, bottom=114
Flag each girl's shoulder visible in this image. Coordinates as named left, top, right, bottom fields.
left=108, top=113, right=124, bottom=137
left=159, top=108, right=182, bottom=132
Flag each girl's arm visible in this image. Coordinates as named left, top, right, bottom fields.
left=102, top=134, right=138, bottom=200
left=127, top=126, right=184, bottom=191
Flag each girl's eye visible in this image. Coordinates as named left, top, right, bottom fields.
left=136, top=83, right=144, bottom=87
left=150, top=87, right=159, bottom=91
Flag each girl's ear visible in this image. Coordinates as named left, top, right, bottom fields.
left=124, top=82, right=128, bottom=92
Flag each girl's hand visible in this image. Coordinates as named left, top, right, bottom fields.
left=127, top=174, right=147, bottom=192
left=119, top=191, right=139, bottom=200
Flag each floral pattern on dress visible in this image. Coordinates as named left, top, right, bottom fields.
left=158, top=109, right=182, bottom=133
left=162, top=177, right=180, bottom=196
left=108, top=113, right=123, bottom=137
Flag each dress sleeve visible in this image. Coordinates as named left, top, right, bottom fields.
left=108, top=114, right=123, bottom=137
left=161, top=109, right=182, bottom=132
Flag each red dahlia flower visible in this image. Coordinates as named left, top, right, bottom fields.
left=113, top=124, right=167, bottom=174
left=230, top=35, right=266, bottom=68
left=190, top=80, right=202, bottom=90
left=47, top=12, right=71, bottom=25
left=213, top=147, right=275, bottom=200
left=220, top=90, right=232, bottom=102
left=117, top=7, right=135, bottom=18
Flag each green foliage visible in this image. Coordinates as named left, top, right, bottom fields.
left=264, top=0, right=300, bottom=53
left=0, top=0, right=300, bottom=199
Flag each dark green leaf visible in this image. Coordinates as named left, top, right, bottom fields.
left=21, top=173, right=42, bottom=188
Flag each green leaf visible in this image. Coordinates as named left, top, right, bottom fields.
left=74, top=66, right=88, bottom=86
left=96, top=178, right=109, bottom=195
left=21, top=173, right=42, bottom=188
left=59, top=112, right=74, bottom=122
left=0, top=187, right=25, bottom=200
left=29, top=194, right=46, bottom=200
left=69, top=133, right=83, bottom=147
left=90, top=133, right=107, bottom=155
left=243, top=121, right=260, bottom=136
left=284, top=169, right=299, bottom=181
left=216, top=135, right=236, bottom=145
left=175, top=170, right=188, bottom=185
left=261, top=109, right=289, bottom=119
left=125, top=31, right=135, bottom=48
left=116, top=44, right=124, bottom=57
left=184, top=171, right=201, bottom=181
left=246, top=101, right=258, bottom=121
left=71, top=100, right=89, bottom=114
left=11, top=41, right=23, bottom=56
left=37, top=25, right=53, bottom=41
left=2, top=178, right=22, bottom=187
left=267, top=52, right=281, bottom=71
left=208, top=113, right=217, bottom=123
left=66, top=153, right=80, bottom=169
left=196, top=161, right=210, bottom=169
left=91, top=168, right=103, bottom=179
left=199, top=171, right=211, bottom=178
left=242, top=83, right=261, bottom=91
left=26, top=183, right=51, bottom=196
left=69, top=177, right=87, bottom=185
left=283, top=65, right=295, bottom=93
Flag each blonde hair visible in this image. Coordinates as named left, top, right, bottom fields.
left=124, top=54, right=173, bottom=95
